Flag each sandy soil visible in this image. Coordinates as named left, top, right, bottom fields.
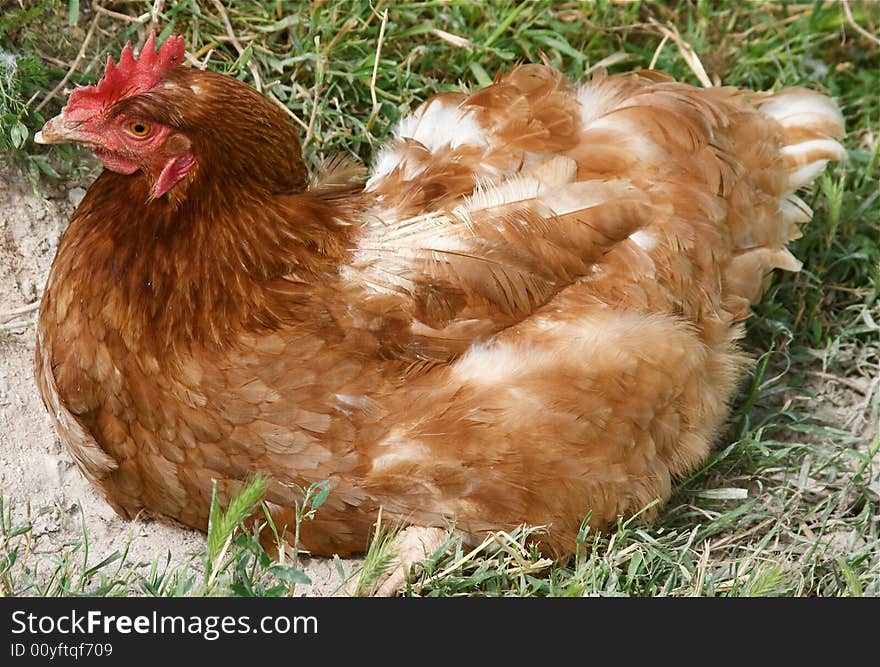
left=0, top=163, right=355, bottom=596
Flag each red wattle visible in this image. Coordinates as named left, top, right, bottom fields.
left=153, top=153, right=195, bottom=198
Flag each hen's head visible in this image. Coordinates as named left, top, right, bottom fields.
left=36, top=32, right=306, bottom=200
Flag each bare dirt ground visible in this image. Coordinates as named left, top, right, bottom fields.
left=0, top=163, right=354, bottom=596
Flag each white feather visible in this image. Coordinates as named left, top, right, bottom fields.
left=396, top=100, right=487, bottom=151
left=781, top=139, right=847, bottom=163
left=629, top=230, right=657, bottom=252
left=787, top=160, right=829, bottom=190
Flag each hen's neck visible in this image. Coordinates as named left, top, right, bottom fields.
left=56, top=169, right=353, bottom=354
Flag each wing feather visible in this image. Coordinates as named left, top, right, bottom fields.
left=345, top=63, right=843, bottom=363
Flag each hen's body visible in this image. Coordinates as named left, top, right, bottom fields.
left=37, top=60, right=844, bottom=556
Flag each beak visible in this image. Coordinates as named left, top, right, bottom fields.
left=34, top=113, right=90, bottom=145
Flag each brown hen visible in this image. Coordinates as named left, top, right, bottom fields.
left=35, top=33, right=845, bottom=560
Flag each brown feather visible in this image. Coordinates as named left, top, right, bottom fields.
left=37, top=55, right=845, bottom=558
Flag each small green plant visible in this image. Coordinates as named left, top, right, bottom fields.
left=0, top=2, right=56, bottom=155
left=260, top=480, right=332, bottom=596
left=202, top=477, right=332, bottom=596
left=352, top=510, right=401, bottom=596
left=0, top=494, right=33, bottom=597
left=204, top=476, right=269, bottom=591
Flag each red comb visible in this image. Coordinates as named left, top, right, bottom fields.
left=64, top=31, right=185, bottom=121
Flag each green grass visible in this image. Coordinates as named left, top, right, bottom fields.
left=1, top=0, right=878, bottom=596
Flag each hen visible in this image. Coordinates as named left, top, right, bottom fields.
left=35, top=33, right=844, bottom=563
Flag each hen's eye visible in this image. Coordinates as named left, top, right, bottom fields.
left=128, top=121, right=152, bottom=138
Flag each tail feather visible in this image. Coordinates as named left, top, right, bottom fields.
left=722, top=87, right=845, bottom=311
left=758, top=88, right=846, bottom=138
left=759, top=87, right=846, bottom=192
